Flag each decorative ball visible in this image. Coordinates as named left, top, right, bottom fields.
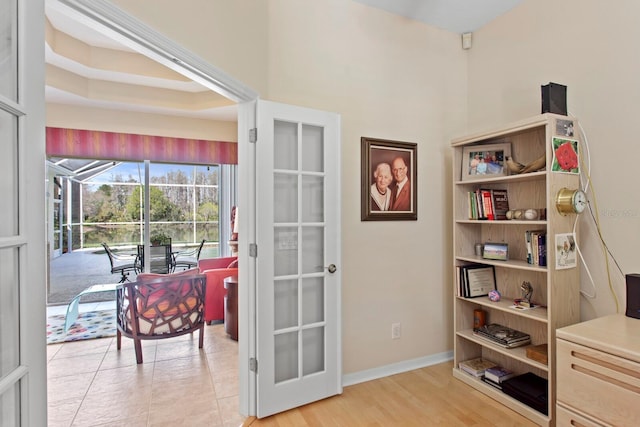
left=524, top=209, right=538, bottom=220
left=506, top=210, right=514, bottom=220
left=488, top=289, right=501, bottom=302
left=513, top=210, right=523, bottom=219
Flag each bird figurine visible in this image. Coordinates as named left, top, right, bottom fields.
left=519, top=154, right=546, bottom=174
left=505, top=156, right=525, bottom=174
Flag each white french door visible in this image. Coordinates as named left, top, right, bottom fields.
left=0, top=0, right=47, bottom=425
left=254, top=100, right=341, bottom=418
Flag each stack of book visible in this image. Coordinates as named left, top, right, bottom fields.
left=525, top=229, right=547, bottom=266
left=501, top=372, right=549, bottom=415
left=458, top=357, right=498, bottom=378
left=467, top=188, right=510, bottom=221
left=482, top=366, right=516, bottom=390
left=473, top=323, right=531, bottom=348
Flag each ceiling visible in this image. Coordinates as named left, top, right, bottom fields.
left=44, top=0, right=523, bottom=122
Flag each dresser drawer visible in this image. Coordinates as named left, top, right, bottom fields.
left=556, top=404, right=608, bottom=427
left=557, top=339, right=640, bottom=426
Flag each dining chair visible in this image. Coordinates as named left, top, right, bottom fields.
left=173, top=239, right=206, bottom=271
left=101, top=242, right=138, bottom=283
left=136, top=243, right=174, bottom=274
left=116, top=269, right=206, bottom=363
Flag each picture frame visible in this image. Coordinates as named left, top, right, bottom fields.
left=461, top=142, right=511, bottom=181
left=361, top=137, right=417, bottom=221
left=555, top=233, right=577, bottom=269
left=482, top=242, right=509, bottom=261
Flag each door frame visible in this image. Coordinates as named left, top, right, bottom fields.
left=51, top=0, right=260, bottom=416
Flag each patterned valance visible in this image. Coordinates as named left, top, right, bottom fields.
left=46, top=127, right=237, bottom=165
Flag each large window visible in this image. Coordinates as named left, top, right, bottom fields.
left=59, top=161, right=221, bottom=250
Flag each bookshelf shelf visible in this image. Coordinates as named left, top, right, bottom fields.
left=451, top=114, right=581, bottom=426
left=455, top=296, right=548, bottom=323
left=452, top=369, right=550, bottom=426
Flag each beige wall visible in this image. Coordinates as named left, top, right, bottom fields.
left=266, top=0, right=466, bottom=373
left=46, top=103, right=237, bottom=141
left=110, top=0, right=468, bottom=375
left=468, top=0, right=639, bottom=320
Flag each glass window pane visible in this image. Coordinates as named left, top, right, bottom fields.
left=149, top=163, right=195, bottom=184
left=274, top=121, right=298, bottom=171
left=303, top=327, right=324, bottom=376
left=302, top=176, right=323, bottom=223
left=274, top=227, right=297, bottom=277
left=302, top=277, right=324, bottom=325
left=274, top=173, right=297, bottom=223
left=275, top=332, right=298, bottom=383
left=0, top=247, right=19, bottom=376
left=0, top=110, right=18, bottom=237
left=0, top=0, right=17, bottom=101
left=301, top=125, right=323, bottom=172
left=195, top=165, right=218, bottom=185
left=301, top=226, right=323, bottom=274
left=0, top=382, right=20, bottom=427
left=274, top=279, right=298, bottom=330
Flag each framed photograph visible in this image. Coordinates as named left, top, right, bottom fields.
left=461, top=143, right=511, bottom=181
left=555, top=233, right=577, bottom=269
left=361, top=137, right=417, bottom=221
left=482, top=242, right=509, bottom=261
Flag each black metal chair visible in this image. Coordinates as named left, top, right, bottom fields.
left=102, top=242, right=138, bottom=283
left=173, top=239, right=206, bottom=271
left=136, top=244, right=174, bottom=274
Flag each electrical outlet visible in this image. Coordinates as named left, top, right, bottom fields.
left=392, top=322, right=401, bottom=339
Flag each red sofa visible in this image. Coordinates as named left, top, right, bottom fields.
left=198, top=257, right=237, bottom=323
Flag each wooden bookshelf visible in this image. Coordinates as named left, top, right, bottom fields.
left=451, top=114, right=581, bottom=426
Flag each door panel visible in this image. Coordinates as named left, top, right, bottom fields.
left=256, top=100, right=341, bottom=418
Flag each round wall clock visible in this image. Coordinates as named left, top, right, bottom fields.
left=555, top=188, right=587, bottom=215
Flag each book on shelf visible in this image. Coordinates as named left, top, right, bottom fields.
left=473, top=323, right=531, bottom=348
left=491, top=189, right=510, bottom=220
left=458, top=357, right=498, bottom=377
left=484, top=366, right=516, bottom=383
left=481, top=376, right=503, bottom=390
left=525, top=230, right=546, bottom=266
left=466, top=188, right=510, bottom=221
left=480, top=189, right=494, bottom=221
left=458, top=264, right=495, bottom=298
left=501, top=372, right=549, bottom=415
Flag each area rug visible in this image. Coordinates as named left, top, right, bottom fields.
left=47, top=310, right=116, bottom=345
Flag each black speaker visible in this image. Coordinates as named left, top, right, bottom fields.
left=541, top=82, right=567, bottom=115
left=625, top=274, right=640, bottom=319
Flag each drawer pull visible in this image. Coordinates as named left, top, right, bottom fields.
left=572, top=364, right=640, bottom=394
left=571, top=350, right=640, bottom=380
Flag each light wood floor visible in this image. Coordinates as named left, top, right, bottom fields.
left=244, top=361, right=538, bottom=426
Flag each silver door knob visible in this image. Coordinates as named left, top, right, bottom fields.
left=326, top=264, right=337, bottom=273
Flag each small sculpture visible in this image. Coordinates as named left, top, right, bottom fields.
left=505, top=154, right=546, bottom=175
left=520, top=281, right=533, bottom=308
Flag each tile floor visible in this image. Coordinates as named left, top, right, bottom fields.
left=46, top=302, right=243, bottom=427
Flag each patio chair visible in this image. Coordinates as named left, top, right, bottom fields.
left=136, top=243, right=174, bottom=274
left=173, top=239, right=206, bottom=271
left=101, top=242, right=138, bottom=283
left=116, top=269, right=206, bottom=364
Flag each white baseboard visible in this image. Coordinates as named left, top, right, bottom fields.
left=342, top=351, right=453, bottom=387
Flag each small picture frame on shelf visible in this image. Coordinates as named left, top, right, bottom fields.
left=461, top=142, right=511, bottom=181
left=482, top=242, right=508, bottom=261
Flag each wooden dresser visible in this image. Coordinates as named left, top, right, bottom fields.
left=556, top=314, right=640, bottom=426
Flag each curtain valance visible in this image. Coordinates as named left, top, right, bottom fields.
left=46, top=127, right=237, bottom=165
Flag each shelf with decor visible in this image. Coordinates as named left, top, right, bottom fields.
left=451, top=113, right=582, bottom=426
